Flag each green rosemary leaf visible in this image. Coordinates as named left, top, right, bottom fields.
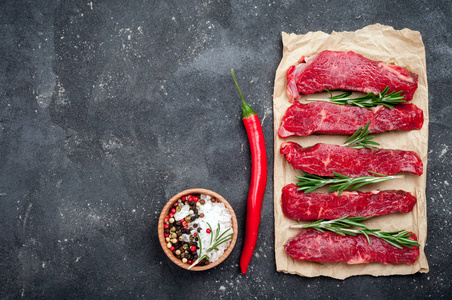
left=362, top=231, right=371, bottom=244
left=383, top=239, right=404, bottom=249
left=342, top=219, right=368, bottom=228
left=330, top=172, right=346, bottom=179
left=368, top=171, right=388, bottom=176
left=344, top=128, right=362, bottom=144
left=349, top=181, right=374, bottom=191
left=207, top=222, right=214, bottom=246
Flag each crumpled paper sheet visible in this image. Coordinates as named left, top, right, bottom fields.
left=273, top=24, right=429, bottom=279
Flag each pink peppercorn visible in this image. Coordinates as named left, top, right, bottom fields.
left=190, top=246, right=196, bottom=252
left=206, top=228, right=211, bottom=234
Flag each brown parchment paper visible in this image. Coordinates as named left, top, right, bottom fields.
left=273, top=24, right=429, bottom=279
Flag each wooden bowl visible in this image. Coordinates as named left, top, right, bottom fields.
left=158, top=188, right=238, bottom=271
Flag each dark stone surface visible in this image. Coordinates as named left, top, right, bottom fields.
left=0, top=0, right=451, bottom=299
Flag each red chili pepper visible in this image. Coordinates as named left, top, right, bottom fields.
left=232, top=69, right=268, bottom=274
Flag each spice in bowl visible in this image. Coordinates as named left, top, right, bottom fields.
left=160, top=190, right=236, bottom=270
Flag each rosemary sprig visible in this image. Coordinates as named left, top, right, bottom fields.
left=187, top=222, right=233, bottom=269
left=342, top=122, right=380, bottom=150
left=290, top=216, right=420, bottom=249
left=296, top=171, right=402, bottom=196
left=306, top=86, right=406, bottom=109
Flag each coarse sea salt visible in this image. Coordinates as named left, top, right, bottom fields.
left=193, top=194, right=233, bottom=262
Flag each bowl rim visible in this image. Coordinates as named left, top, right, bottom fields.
left=158, top=188, right=238, bottom=271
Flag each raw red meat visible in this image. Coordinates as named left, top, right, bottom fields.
left=281, top=183, right=416, bottom=221
left=284, top=229, right=419, bottom=264
left=278, top=101, right=423, bottom=138
left=286, top=50, right=418, bottom=102
left=280, top=142, right=423, bottom=177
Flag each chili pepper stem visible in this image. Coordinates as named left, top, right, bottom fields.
left=231, top=69, right=257, bottom=119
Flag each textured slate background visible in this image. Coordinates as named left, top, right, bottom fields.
left=1, top=0, right=451, bottom=299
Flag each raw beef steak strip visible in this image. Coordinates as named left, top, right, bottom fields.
left=286, top=50, right=418, bottom=102
left=280, top=142, right=423, bottom=177
left=278, top=101, right=423, bottom=138
left=281, top=183, right=416, bottom=221
left=284, top=229, right=419, bottom=264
